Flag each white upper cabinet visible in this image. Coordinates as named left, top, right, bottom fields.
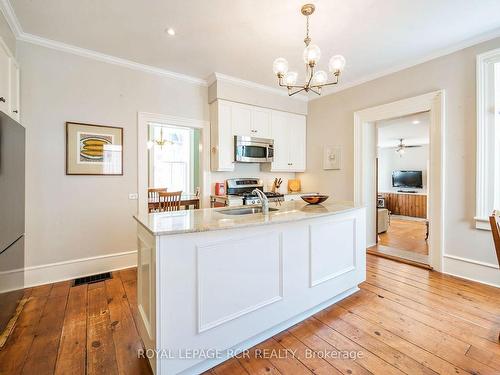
left=0, top=42, right=9, bottom=115
left=230, top=102, right=271, bottom=139
left=250, top=107, right=271, bottom=138
left=231, top=103, right=252, bottom=136
left=210, top=100, right=235, bottom=171
left=0, top=38, right=20, bottom=122
left=9, top=60, right=20, bottom=121
left=210, top=99, right=306, bottom=172
left=267, top=111, right=306, bottom=172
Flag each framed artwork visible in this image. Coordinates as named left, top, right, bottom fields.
left=323, top=145, right=342, bottom=170
left=66, top=122, right=123, bottom=175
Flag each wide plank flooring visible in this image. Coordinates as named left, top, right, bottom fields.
left=1, top=255, right=499, bottom=375
left=378, top=218, right=429, bottom=255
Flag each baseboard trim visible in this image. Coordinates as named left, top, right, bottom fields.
left=0, top=250, right=138, bottom=290
left=443, top=254, right=500, bottom=288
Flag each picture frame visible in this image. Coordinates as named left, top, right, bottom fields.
left=323, top=145, right=342, bottom=170
left=66, top=122, right=123, bottom=175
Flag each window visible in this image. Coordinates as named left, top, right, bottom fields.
left=148, top=124, right=199, bottom=194
left=476, top=48, right=500, bottom=229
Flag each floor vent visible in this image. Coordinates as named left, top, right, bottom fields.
left=73, top=272, right=112, bottom=286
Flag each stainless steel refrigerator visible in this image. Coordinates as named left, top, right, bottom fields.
left=0, top=111, right=25, bottom=334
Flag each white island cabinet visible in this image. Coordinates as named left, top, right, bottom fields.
left=134, top=201, right=366, bottom=375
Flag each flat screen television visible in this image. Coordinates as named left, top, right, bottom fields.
left=392, top=170, right=423, bottom=189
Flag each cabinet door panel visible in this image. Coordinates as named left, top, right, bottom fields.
left=270, top=111, right=290, bottom=171
left=288, top=114, right=306, bottom=171
left=0, top=45, right=10, bottom=114
left=9, top=61, right=19, bottom=121
left=217, top=102, right=235, bottom=170
left=251, top=108, right=271, bottom=138
left=231, top=104, right=252, bottom=136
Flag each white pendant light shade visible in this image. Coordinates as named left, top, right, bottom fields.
left=328, top=55, right=346, bottom=73
left=313, top=70, right=328, bottom=85
left=273, top=57, right=289, bottom=75
left=302, top=44, right=321, bottom=65
left=284, top=71, right=298, bottom=86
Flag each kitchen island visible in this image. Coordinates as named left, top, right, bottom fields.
left=134, top=201, right=366, bottom=375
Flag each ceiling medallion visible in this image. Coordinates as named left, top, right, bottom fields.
left=273, top=4, right=346, bottom=96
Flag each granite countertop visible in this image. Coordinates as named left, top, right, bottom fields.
left=134, top=200, right=362, bottom=236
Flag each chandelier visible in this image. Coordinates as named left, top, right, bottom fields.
left=147, top=127, right=174, bottom=149
left=272, top=4, right=346, bottom=96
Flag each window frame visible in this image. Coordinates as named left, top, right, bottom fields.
left=148, top=123, right=195, bottom=194
left=475, top=48, right=500, bottom=230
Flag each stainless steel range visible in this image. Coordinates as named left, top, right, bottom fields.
left=226, top=178, right=284, bottom=205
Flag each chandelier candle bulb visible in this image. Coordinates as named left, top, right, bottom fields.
left=273, top=4, right=346, bottom=96
left=313, top=70, right=328, bottom=85
left=285, top=71, right=298, bottom=85
left=329, top=55, right=346, bottom=73
left=273, top=57, right=289, bottom=76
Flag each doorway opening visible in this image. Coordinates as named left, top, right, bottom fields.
left=353, top=90, right=445, bottom=271
left=373, top=111, right=430, bottom=265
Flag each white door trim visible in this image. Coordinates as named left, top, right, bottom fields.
left=137, top=112, right=210, bottom=217
left=354, top=90, right=445, bottom=271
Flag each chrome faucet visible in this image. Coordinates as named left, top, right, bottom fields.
left=252, top=189, right=269, bottom=215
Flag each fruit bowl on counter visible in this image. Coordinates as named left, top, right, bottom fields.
left=300, top=194, right=329, bottom=204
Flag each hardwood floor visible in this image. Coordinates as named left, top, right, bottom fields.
left=378, top=218, right=429, bottom=255
left=1, top=255, right=499, bottom=375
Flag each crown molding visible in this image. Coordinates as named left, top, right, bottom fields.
left=208, top=72, right=309, bottom=102
left=310, top=26, right=500, bottom=102
left=18, top=32, right=208, bottom=86
left=0, top=0, right=22, bottom=37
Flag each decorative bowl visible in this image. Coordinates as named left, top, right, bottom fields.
left=300, top=194, right=329, bottom=204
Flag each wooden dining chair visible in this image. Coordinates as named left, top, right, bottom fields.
left=489, top=210, right=500, bottom=342
left=490, top=210, right=500, bottom=266
left=158, top=191, right=182, bottom=212
left=148, top=188, right=167, bottom=213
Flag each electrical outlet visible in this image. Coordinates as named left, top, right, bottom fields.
left=129, top=193, right=138, bottom=200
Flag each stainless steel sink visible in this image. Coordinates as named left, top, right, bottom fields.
left=218, top=207, right=279, bottom=215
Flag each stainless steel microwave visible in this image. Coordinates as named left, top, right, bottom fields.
left=234, top=136, right=274, bottom=163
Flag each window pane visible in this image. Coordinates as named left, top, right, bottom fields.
left=150, top=124, right=193, bottom=193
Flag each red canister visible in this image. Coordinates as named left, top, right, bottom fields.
left=215, top=182, right=226, bottom=196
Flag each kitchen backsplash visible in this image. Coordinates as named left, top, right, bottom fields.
left=210, top=163, right=296, bottom=194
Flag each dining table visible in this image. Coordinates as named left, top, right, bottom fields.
left=148, top=194, right=200, bottom=212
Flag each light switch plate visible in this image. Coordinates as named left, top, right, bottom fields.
left=129, top=193, right=138, bottom=200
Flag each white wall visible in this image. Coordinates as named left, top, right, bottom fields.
left=17, top=42, right=208, bottom=278
left=378, top=145, right=429, bottom=194
left=300, top=37, right=500, bottom=286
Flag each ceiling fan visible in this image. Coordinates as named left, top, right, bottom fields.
left=393, top=138, right=422, bottom=156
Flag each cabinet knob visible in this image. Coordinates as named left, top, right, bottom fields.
left=0, top=97, right=5, bottom=103
left=12, top=110, right=18, bottom=114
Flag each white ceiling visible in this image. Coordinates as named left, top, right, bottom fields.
left=377, top=112, right=430, bottom=148
left=9, top=0, right=500, bottom=92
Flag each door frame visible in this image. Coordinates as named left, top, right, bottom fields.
left=137, top=112, right=210, bottom=217
left=354, top=90, right=445, bottom=271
